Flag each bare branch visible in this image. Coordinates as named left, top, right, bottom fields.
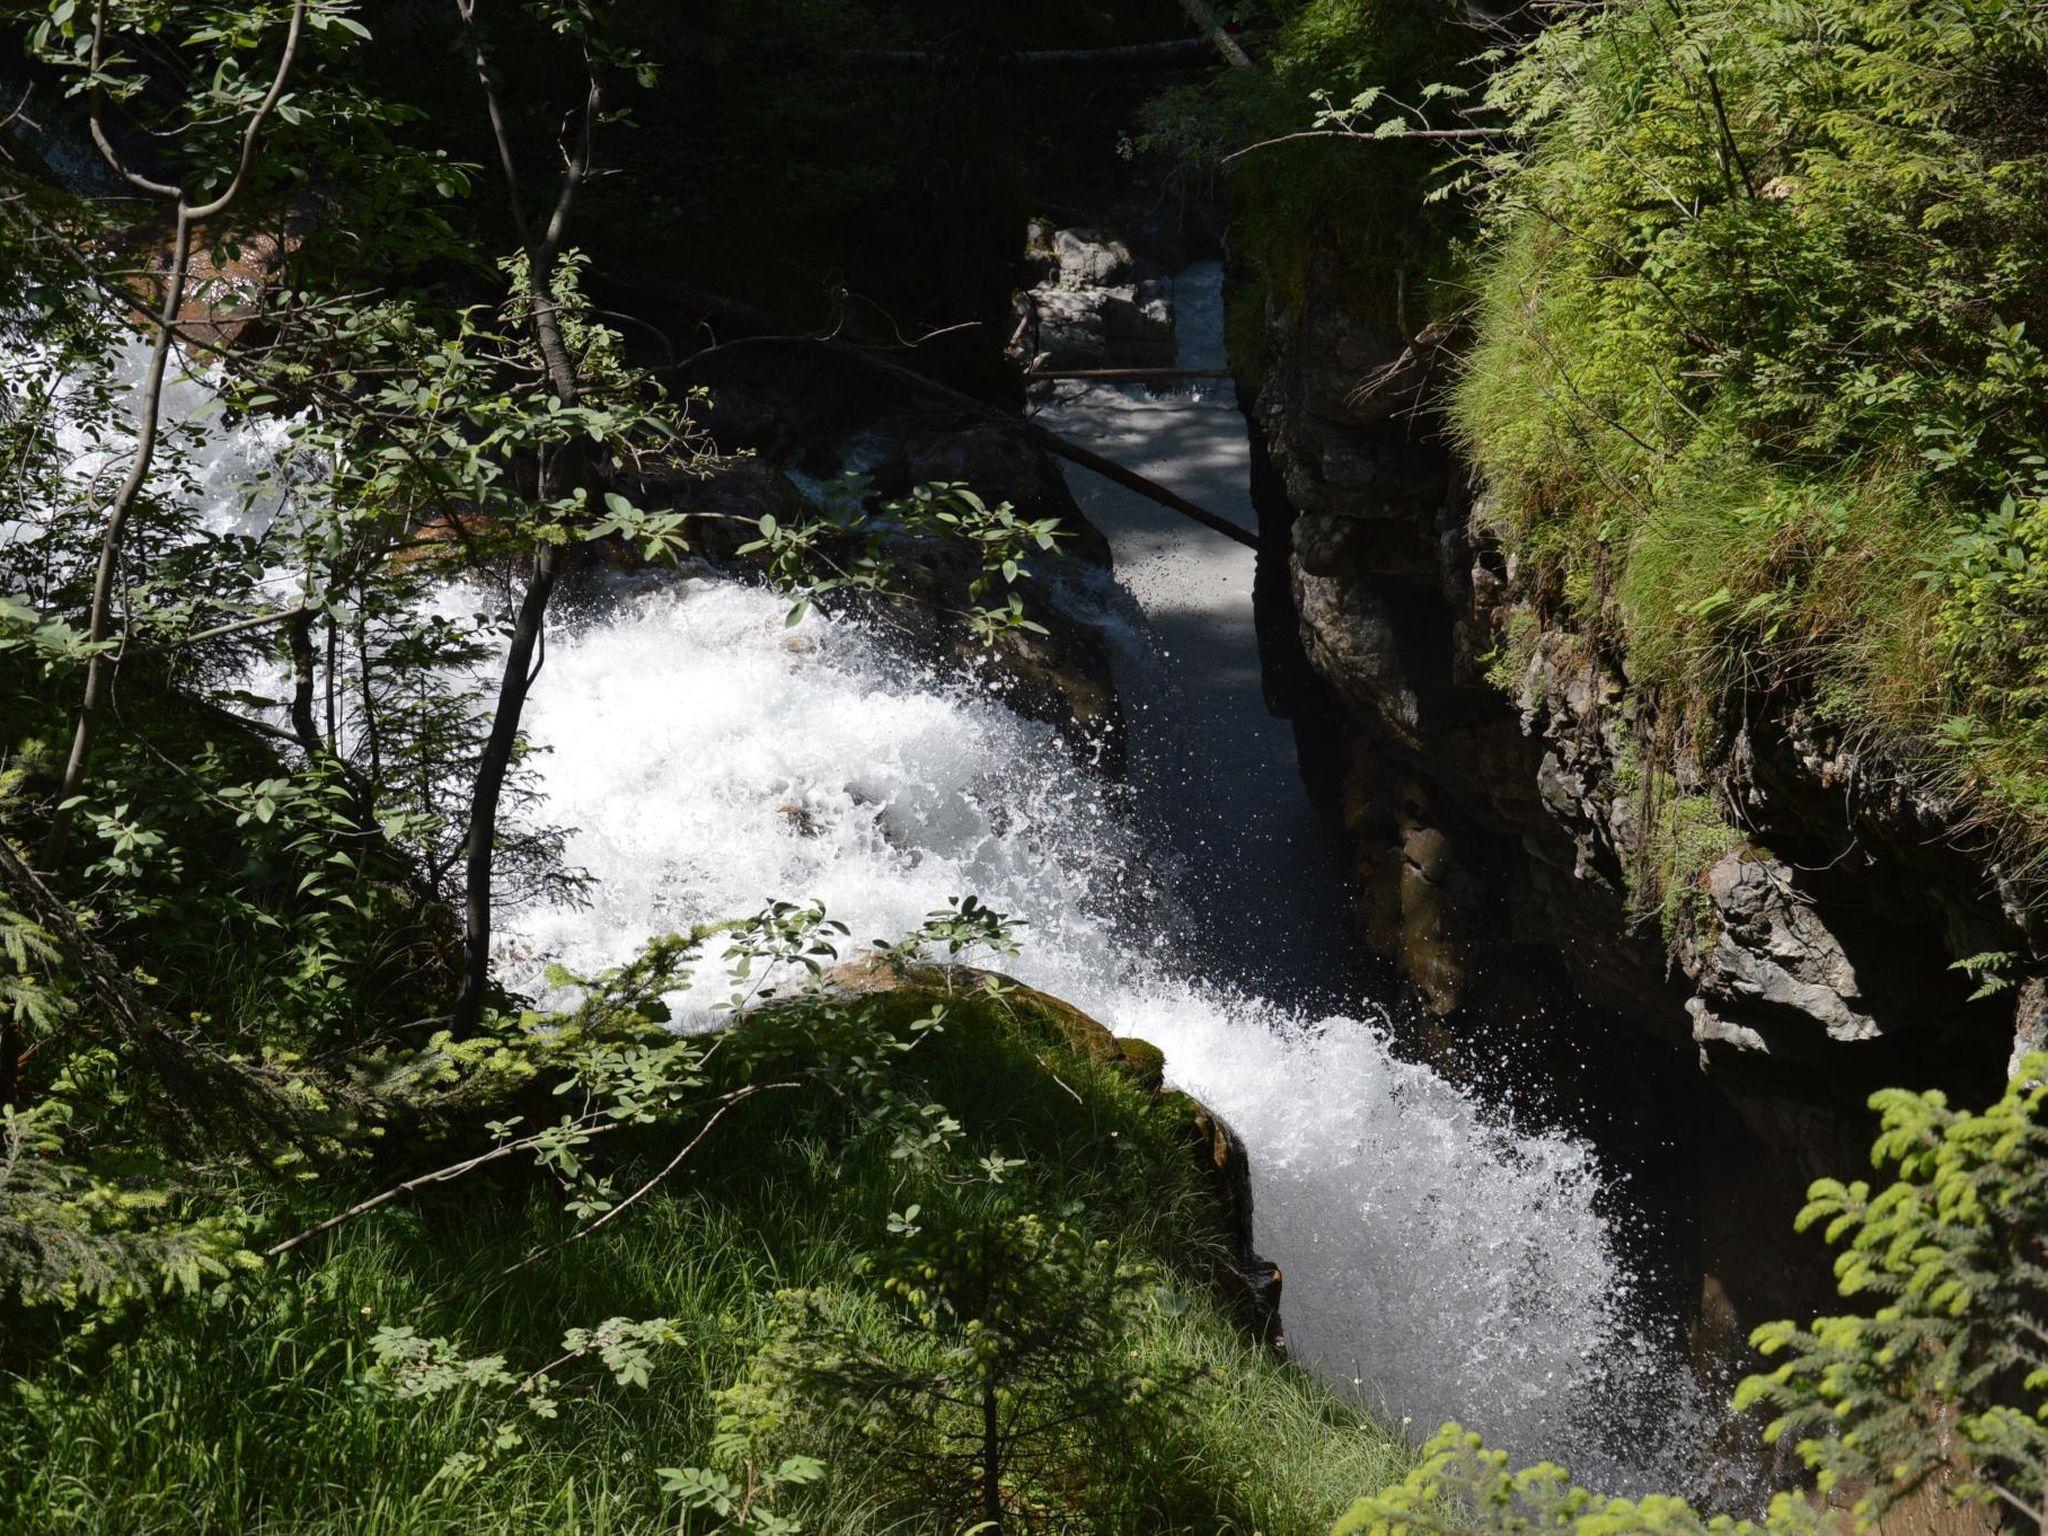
left=1221, top=126, right=1510, bottom=166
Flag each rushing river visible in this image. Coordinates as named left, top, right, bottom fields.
left=498, top=268, right=1724, bottom=1493
left=49, top=280, right=1724, bottom=1494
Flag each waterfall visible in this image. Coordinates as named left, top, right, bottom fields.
left=32, top=316, right=1726, bottom=1498
left=501, top=265, right=1727, bottom=1490
left=503, top=573, right=1718, bottom=1493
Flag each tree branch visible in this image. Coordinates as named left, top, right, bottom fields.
left=1221, top=125, right=1509, bottom=166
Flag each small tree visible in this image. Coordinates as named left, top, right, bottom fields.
left=1336, top=1057, right=2048, bottom=1536
left=753, top=1173, right=1194, bottom=1533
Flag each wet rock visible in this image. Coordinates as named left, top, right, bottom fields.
left=829, top=959, right=1285, bottom=1347
left=1170, top=1090, right=1286, bottom=1348
left=1241, top=222, right=2032, bottom=1344
left=1403, top=824, right=1454, bottom=884
left=1293, top=541, right=1424, bottom=750
left=1009, top=223, right=1175, bottom=373
left=2014, top=978, right=2048, bottom=1079
left=1397, top=857, right=1465, bottom=1016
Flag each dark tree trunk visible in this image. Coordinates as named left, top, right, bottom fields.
left=0, top=1015, right=21, bottom=1110
left=446, top=14, right=602, bottom=1029
left=287, top=609, right=323, bottom=757
left=981, top=1379, right=1003, bottom=1532
left=452, top=539, right=562, bottom=1030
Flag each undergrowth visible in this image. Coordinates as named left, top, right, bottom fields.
left=0, top=972, right=1410, bottom=1535
left=1455, top=0, right=2048, bottom=897
left=1134, top=0, right=1473, bottom=379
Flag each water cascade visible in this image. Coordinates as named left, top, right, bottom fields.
left=51, top=305, right=1720, bottom=1497
left=499, top=270, right=1721, bottom=1490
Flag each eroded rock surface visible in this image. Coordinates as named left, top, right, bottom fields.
left=1240, top=255, right=2035, bottom=1339
left=1008, top=223, right=1176, bottom=373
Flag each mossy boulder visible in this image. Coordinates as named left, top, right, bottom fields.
left=826, top=956, right=1281, bottom=1342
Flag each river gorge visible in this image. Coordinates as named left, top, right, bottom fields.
left=7, top=10, right=2041, bottom=1529
left=470, top=263, right=1733, bottom=1496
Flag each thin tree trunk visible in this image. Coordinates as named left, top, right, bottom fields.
left=42, top=0, right=310, bottom=873
left=447, top=8, right=602, bottom=1029
left=1028, top=426, right=1261, bottom=549
left=41, top=211, right=196, bottom=872
left=453, top=538, right=561, bottom=1028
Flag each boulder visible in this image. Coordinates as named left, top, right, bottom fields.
left=1009, top=224, right=1176, bottom=374
left=1685, top=849, right=1878, bottom=1055
left=827, top=958, right=1284, bottom=1346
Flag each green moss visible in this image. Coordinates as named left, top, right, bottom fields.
left=1624, top=787, right=1743, bottom=948
left=1225, top=273, right=1276, bottom=390
left=1481, top=606, right=1541, bottom=696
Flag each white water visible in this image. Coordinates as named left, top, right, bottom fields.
left=503, top=574, right=1711, bottom=1487
left=21, top=295, right=1717, bottom=1494
left=497, top=258, right=1721, bottom=1485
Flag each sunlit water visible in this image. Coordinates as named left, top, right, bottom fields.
left=24, top=302, right=1727, bottom=1495
left=499, top=234, right=1736, bottom=1485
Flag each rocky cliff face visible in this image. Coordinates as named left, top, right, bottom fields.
left=1241, top=258, right=2035, bottom=1340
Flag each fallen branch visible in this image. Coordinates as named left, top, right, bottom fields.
left=676, top=331, right=1263, bottom=552
left=848, top=36, right=1249, bottom=74
left=1027, top=427, right=1262, bottom=551
left=425, top=1080, right=803, bottom=1308
left=1024, top=367, right=1230, bottom=382
left=263, top=1117, right=626, bottom=1259
left=1174, top=0, right=1256, bottom=71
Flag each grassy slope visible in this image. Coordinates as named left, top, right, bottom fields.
left=0, top=976, right=1409, bottom=1535
left=1454, top=0, right=2048, bottom=898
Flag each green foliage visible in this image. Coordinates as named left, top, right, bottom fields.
left=1333, top=1422, right=1826, bottom=1536
left=0, top=1100, right=259, bottom=1308
left=1630, top=790, right=1743, bottom=947
left=752, top=1171, right=1198, bottom=1530
left=0, top=925, right=1413, bottom=1535
left=0, top=836, right=66, bottom=1059
left=1335, top=1059, right=2048, bottom=1536
left=657, top=1454, right=823, bottom=1535
left=1456, top=0, right=2048, bottom=886
left=1737, top=1060, right=2048, bottom=1530
left=1, top=7, right=1429, bottom=1530
left=1135, top=0, right=1472, bottom=349
left=363, top=1313, right=683, bottom=1485
left=744, top=479, right=1069, bottom=644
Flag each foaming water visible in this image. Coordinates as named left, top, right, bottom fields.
left=14, top=319, right=1726, bottom=1494
left=503, top=572, right=1720, bottom=1492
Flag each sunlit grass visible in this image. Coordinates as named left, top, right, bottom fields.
left=0, top=983, right=1411, bottom=1535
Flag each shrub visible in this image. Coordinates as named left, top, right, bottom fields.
left=737, top=1175, right=1197, bottom=1532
